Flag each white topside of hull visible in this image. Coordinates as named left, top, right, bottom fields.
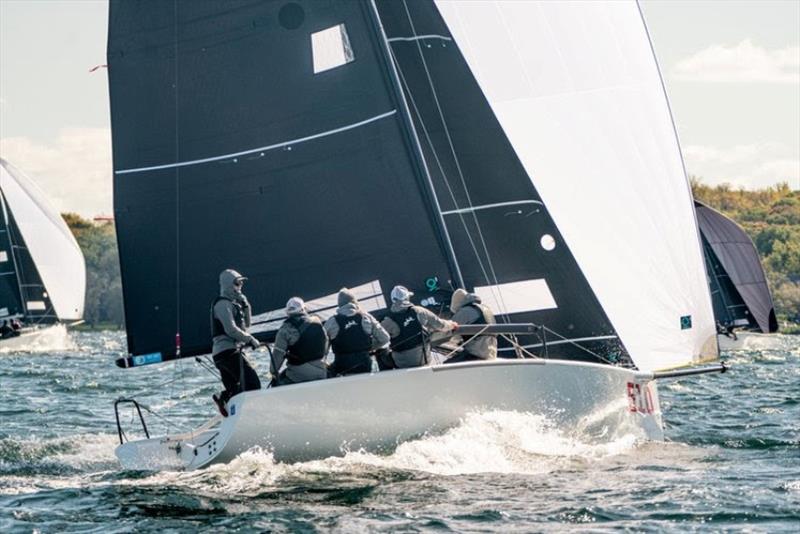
left=116, top=359, right=663, bottom=471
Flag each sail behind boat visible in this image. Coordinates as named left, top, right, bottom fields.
left=0, top=159, right=85, bottom=322
left=695, top=200, right=778, bottom=334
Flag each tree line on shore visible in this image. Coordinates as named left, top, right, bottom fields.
left=63, top=180, right=799, bottom=331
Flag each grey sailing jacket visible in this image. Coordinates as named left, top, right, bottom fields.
left=272, top=312, right=328, bottom=382
left=450, top=293, right=497, bottom=360
left=211, top=270, right=258, bottom=356
left=323, top=302, right=390, bottom=349
left=381, top=301, right=456, bottom=368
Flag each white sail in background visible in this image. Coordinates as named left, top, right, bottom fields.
left=434, top=0, right=717, bottom=371
left=0, top=159, right=85, bottom=321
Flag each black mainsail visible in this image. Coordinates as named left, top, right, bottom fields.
left=108, top=0, right=631, bottom=365
left=109, top=0, right=462, bottom=361
left=0, top=191, right=25, bottom=320
left=695, top=201, right=778, bottom=334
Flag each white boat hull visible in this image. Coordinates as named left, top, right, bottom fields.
left=0, top=323, right=70, bottom=352
left=116, top=359, right=663, bottom=471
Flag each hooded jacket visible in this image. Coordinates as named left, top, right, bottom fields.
left=323, top=288, right=390, bottom=350
left=211, top=269, right=259, bottom=356
left=272, top=311, right=328, bottom=383
left=381, top=300, right=456, bottom=368
left=450, top=290, right=497, bottom=360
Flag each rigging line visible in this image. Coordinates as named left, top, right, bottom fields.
left=539, top=325, right=617, bottom=365
left=173, top=0, right=182, bottom=438
left=399, top=0, right=510, bottom=320
left=392, top=57, right=492, bottom=289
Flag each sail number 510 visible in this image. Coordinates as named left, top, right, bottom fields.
left=627, top=382, right=655, bottom=414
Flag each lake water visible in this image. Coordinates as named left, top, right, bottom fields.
left=1, top=332, right=798, bottom=532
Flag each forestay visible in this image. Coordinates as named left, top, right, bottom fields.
left=431, top=0, right=717, bottom=371
left=0, top=159, right=85, bottom=322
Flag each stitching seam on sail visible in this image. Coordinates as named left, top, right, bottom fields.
left=400, top=0, right=510, bottom=318
left=115, top=110, right=398, bottom=175
left=442, top=200, right=543, bottom=215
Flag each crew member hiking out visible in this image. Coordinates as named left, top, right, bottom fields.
left=271, top=297, right=329, bottom=386
left=380, top=285, right=457, bottom=369
left=445, top=288, right=497, bottom=363
left=324, top=287, right=390, bottom=376
left=210, top=269, right=262, bottom=416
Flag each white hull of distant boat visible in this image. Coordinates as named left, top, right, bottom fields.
left=115, top=359, right=664, bottom=471
left=717, top=332, right=783, bottom=352
left=0, top=323, right=68, bottom=352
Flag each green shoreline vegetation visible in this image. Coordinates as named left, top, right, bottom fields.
left=62, top=181, right=799, bottom=333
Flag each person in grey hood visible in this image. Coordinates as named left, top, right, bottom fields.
left=271, top=297, right=329, bottom=385
left=445, top=288, right=497, bottom=363
left=210, top=269, right=262, bottom=416
left=324, top=287, right=390, bottom=376
left=380, top=285, right=457, bottom=369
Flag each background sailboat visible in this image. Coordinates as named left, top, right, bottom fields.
left=0, top=158, right=86, bottom=350
left=107, top=0, right=722, bottom=470
left=695, top=200, right=779, bottom=350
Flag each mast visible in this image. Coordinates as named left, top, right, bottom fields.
left=365, top=0, right=464, bottom=289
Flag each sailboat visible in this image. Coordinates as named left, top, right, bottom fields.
left=108, top=0, right=724, bottom=470
left=0, top=158, right=86, bottom=350
left=695, top=200, right=779, bottom=351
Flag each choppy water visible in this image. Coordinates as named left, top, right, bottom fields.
left=1, top=332, right=798, bottom=532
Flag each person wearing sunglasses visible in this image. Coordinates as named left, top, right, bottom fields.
left=210, top=269, right=262, bottom=416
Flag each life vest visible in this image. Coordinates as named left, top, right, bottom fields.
left=460, top=303, right=492, bottom=343
left=388, top=306, right=424, bottom=352
left=330, top=313, right=372, bottom=355
left=210, top=296, right=245, bottom=338
left=285, top=314, right=328, bottom=365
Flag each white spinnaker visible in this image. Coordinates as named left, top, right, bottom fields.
left=0, top=159, right=85, bottom=320
left=433, top=0, right=716, bottom=371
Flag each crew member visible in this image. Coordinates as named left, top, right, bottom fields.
left=271, top=297, right=329, bottom=385
left=324, top=287, right=390, bottom=376
left=445, top=288, right=497, bottom=363
left=210, top=269, right=262, bottom=416
left=0, top=320, right=18, bottom=339
left=380, top=285, right=457, bottom=369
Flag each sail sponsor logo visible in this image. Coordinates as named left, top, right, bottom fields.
left=132, top=352, right=163, bottom=367
left=627, top=382, right=655, bottom=414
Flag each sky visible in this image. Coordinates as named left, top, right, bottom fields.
left=0, top=0, right=798, bottom=217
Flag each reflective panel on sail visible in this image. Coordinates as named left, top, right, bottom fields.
left=376, top=0, right=630, bottom=364
left=429, top=0, right=717, bottom=371
left=0, top=159, right=85, bottom=322
left=108, top=0, right=457, bottom=359
left=695, top=201, right=778, bottom=334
